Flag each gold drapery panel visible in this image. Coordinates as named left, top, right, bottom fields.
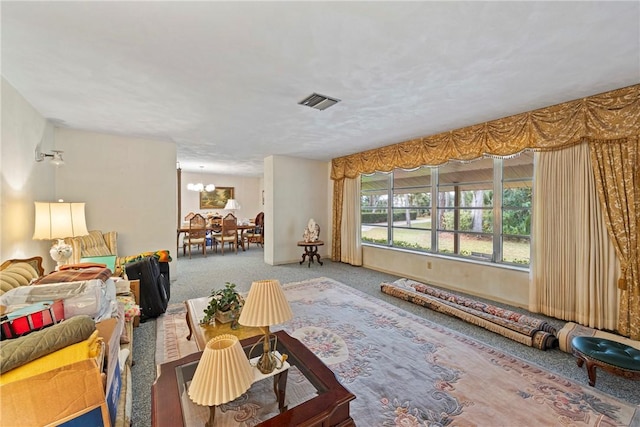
left=590, top=138, right=640, bottom=339
left=530, top=144, right=619, bottom=331
left=331, top=180, right=343, bottom=262
left=331, top=84, right=640, bottom=180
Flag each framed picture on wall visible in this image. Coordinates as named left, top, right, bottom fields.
left=200, top=187, right=234, bottom=209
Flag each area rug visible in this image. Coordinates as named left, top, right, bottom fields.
left=157, top=277, right=640, bottom=426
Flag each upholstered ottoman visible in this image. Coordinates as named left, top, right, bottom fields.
left=571, top=336, right=640, bottom=386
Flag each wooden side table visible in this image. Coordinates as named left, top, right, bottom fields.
left=297, top=240, right=324, bottom=267
left=185, top=297, right=262, bottom=350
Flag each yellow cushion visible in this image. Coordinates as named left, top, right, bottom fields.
left=0, top=331, right=101, bottom=385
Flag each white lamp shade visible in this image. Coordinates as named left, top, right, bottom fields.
left=224, top=199, right=241, bottom=210
left=238, top=280, right=293, bottom=327
left=188, top=334, right=253, bottom=406
left=32, top=202, right=89, bottom=240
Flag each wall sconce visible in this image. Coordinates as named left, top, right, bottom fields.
left=187, top=183, right=215, bottom=192
left=35, top=146, right=65, bottom=166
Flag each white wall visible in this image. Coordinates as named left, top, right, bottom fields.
left=180, top=171, right=261, bottom=223
left=363, top=245, right=530, bottom=308
left=264, top=155, right=331, bottom=265
left=1, top=79, right=58, bottom=272
left=54, top=128, right=177, bottom=262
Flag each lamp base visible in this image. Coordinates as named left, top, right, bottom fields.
left=206, top=405, right=216, bottom=427
left=49, top=239, right=72, bottom=271
left=256, top=351, right=279, bottom=374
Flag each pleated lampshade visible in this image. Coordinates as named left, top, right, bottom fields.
left=238, top=279, right=293, bottom=327
left=188, top=334, right=253, bottom=406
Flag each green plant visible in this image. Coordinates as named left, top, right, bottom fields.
left=201, top=282, right=244, bottom=324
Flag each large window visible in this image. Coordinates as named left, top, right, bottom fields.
left=360, top=153, right=533, bottom=267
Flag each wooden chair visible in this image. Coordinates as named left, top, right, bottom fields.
left=186, top=214, right=207, bottom=258
left=214, top=213, right=238, bottom=255
left=208, top=220, right=222, bottom=253
left=244, top=212, right=264, bottom=249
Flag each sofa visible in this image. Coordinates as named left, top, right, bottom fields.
left=65, top=229, right=172, bottom=280
left=0, top=257, right=139, bottom=427
left=0, top=256, right=44, bottom=295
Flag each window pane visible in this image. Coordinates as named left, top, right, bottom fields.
left=437, top=187, right=493, bottom=208
left=502, top=208, right=530, bottom=235
left=361, top=225, right=388, bottom=245
left=393, top=167, right=431, bottom=187
left=502, top=235, right=530, bottom=265
left=502, top=153, right=532, bottom=265
left=437, top=231, right=455, bottom=254
left=362, top=207, right=388, bottom=225
left=438, top=157, right=493, bottom=185
left=503, top=151, right=533, bottom=180
left=503, top=185, right=532, bottom=208
left=459, top=233, right=493, bottom=259
left=392, top=227, right=431, bottom=250
left=458, top=209, right=493, bottom=232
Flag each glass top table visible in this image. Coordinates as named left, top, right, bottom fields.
left=152, top=330, right=355, bottom=427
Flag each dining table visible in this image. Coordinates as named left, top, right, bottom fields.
left=177, top=223, right=256, bottom=254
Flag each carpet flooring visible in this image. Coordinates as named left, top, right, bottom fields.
left=132, top=249, right=640, bottom=426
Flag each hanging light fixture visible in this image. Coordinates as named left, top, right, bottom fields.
left=187, top=183, right=215, bottom=192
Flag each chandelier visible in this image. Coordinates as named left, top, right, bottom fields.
left=187, top=183, right=215, bottom=192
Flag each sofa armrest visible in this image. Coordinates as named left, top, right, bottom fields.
left=103, top=231, right=118, bottom=257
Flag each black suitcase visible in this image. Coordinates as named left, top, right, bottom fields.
left=124, top=256, right=169, bottom=320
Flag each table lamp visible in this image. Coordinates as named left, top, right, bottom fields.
left=32, top=201, right=89, bottom=270
left=188, top=334, right=254, bottom=427
left=224, top=199, right=241, bottom=216
left=238, top=279, right=293, bottom=374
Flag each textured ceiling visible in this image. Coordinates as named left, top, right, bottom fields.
left=2, top=2, right=638, bottom=176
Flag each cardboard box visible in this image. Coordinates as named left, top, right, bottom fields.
left=95, top=317, right=123, bottom=399
left=0, top=359, right=109, bottom=426
left=105, top=358, right=122, bottom=427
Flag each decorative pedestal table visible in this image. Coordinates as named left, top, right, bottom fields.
left=297, top=240, right=324, bottom=267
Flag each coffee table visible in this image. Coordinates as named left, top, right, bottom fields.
left=185, top=297, right=263, bottom=350
left=152, top=330, right=355, bottom=427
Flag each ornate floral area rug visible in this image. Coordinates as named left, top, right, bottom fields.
left=158, top=278, right=640, bottom=426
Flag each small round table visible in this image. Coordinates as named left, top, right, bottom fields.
left=297, top=240, right=324, bottom=267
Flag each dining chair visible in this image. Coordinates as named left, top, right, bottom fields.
left=215, top=213, right=238, bottom=255
left=187, top=213, right=207, bottom=258
left=208, top=221, right=222, bottom=253
left=244, top=211, right=264, bottom=249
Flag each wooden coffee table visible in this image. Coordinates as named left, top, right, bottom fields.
left=185, top=297, right=262, bottom=349
left=152, top=330, right=355, bottom=427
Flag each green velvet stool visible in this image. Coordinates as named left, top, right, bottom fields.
left=571, top=336, right=640, bottom=386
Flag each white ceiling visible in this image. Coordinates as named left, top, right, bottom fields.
left=2, top=1, right=639, bottom=176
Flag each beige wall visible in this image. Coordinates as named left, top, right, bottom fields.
left=363, top=245, right=530, bottom=308
left=54, top=128, right=176, bottom=261
left=1, top=79, right=177, bottom=273
left=264, top=155, right=331, bottom=265
left=1, top=79, right=58, bottom=272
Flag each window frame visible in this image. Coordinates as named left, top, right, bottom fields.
left=360, top=156, right=532, bottom=269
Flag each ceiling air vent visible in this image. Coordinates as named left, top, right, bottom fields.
left=298, top=93, right=341, bottom=111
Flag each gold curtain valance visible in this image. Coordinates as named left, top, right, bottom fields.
left=331, top=84, right=640, bottom=180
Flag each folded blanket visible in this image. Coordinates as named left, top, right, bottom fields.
left=0, top=315, right=95, bottom=374
left=34, top=266, right=111, bottom=285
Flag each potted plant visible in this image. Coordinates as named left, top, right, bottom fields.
left=201, top=282, right=244, bottom=325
